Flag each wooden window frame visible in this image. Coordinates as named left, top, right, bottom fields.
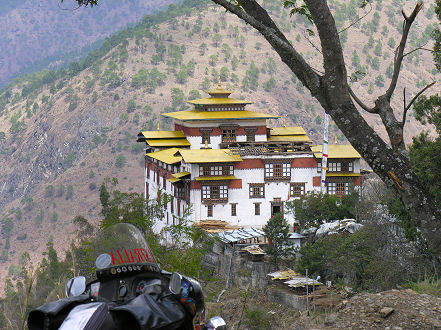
left=201, top=185, right=228, bottom=203
left=249, top=183, right=265, bottom=198
left=290, top=183, right=306, bottom=197
left=245, top=128, right=257, bottom=142
left=207, top=204, right=213, bottom=217
left=200, top=128, right=212, bottom=144
left=231, top=203, right=237, bottom=216
left=221, top=129, right=236, bottom=143
left=254, top=202, right=261, bottom=216
left=264, top=162, right=291, bottom=181
left=199, top=165, right=233, bottom=177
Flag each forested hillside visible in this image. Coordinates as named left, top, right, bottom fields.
left=0, top=0, right=438, bottom=285
left=0, top=0, right=176, bottom=87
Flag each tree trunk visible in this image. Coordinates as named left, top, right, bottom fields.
left=212, top=0, right=441, bottom=256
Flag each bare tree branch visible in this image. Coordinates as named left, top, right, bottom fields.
left=402, top=45, right=433, bottom=58
left=348, top=87, right=377, bottom=113
left=212, top=0, right=322, bottom=96
left=386, top=2, right=423, bottom=99
left=402, top=81, right=435, bottom=126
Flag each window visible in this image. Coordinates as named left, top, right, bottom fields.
left=327, top=182, right=350, bottom=196
left=171, top=197, right=174, bottom=214
left=328, top=162, right=341, bottom=172
left=146, top=165, right=150, bottom=178
left=348, top=162, right=353, bottom=172
left=175, top=186, right=185, bottom=199
left=254, top=203, right=261, bottom=216
left=199, top=165, right=233, bottom=176
left=145, top=182, right=149, bottom=198
left=264, top=163, right=290, bottom=180
left=290, top=183, right=305, bottom=197
left=222, top=129, right=236, bottom=142
left=163, top=175, right=166, bottom=188
left=249, top=183, right=265, bottom=198
left=231, top=203, right=237, bottom=216
left=200, top=129, right=211, bottom=144
left=202, top=185, right=228, bottom=202
left=207, top=205, right=213, bottom=217
left=245, top=128, right=256, bottom=142
left=317, top=161, right=322, bottom=173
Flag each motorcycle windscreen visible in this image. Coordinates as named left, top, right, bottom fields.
left=59, top=302, right=108, bottom=330
left=91, top=223, right=158, bottom=272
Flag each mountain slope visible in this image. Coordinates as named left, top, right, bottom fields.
left=0, top=0, right=176, bottom=87
left=0, top=0, right=438, bottom=283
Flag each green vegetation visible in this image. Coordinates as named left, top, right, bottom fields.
left=285, top=192, right=358, bottom=230
left=263, top=213, right=296, bottom=266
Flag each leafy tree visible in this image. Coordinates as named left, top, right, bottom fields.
left=263, top=213, right=296, bottom=266
left=115, top=154, right=126, bottom=168
left=285, top=192, right=358, bottom=230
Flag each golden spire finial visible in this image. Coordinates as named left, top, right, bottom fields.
left=282, top=118, right=286, bottom=127
left=218, top=74, right=222, bottom=88
left=335, top=135, right=338, bottom=144
left=157, top=122, right=160, bottom=131
left=205, top=140, right=208, bottom=149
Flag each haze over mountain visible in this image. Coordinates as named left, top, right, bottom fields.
left=0, top=0, right=176, bottom=87
left=0, top=0, right=438, bottom=283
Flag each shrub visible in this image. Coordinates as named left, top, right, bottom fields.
left=115, top=154, right=126, bottom=168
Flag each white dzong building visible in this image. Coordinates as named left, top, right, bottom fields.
left=137, top=83, right=362, bottom=231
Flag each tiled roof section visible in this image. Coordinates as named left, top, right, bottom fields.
left=311, top=145, right=362, bottom=159
left=146, top=147, right=182, bottom=165
left=162, top=110, right=279, bottom=121
left=146, top=139, right=190, bottom=147
left=137, top=130, right=185, bottom=141
left=176, top=149, right=242, bottom=163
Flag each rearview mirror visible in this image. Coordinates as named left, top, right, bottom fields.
left=65, top=276, right=86, bottom=297
left=169, top=272, right=182, bottom=295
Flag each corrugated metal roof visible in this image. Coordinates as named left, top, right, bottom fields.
left=288, top=233, right=305, bottom=239
left=187, top=97, right=252, bottom=105
left=162, top=110, right=279, bottom=121
left=311, top=145, right=361, bottom=159
left=138, top=131, right=186, bottom=139
left=214, top=227, right=265, bottom=243
left=146, top=148, right=182, bottom=165
left=177, top=149, right=242, bottom=163
left=284, top=277, right=323, bottom=287
left=268, top=135, right=312, bottom=143
left=146, top=139, right=191, bottom=147
left=268, top=269, right=299, bottom=280
left=270, top=127, right=306, bottom=136
left=168, top=177, right=181, bottom=183
left=195, top=176, right=236, bottom=181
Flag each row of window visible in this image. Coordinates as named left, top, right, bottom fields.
left=202, top=129, right=257, bottom=144
left=206, top=202, right=262, bottom=218
left=317, top=161, right=354, bottom=173
left=199, top=165, right=234, bottom=176
left=249, top=183, right=305, bottom=198
left=205, top=106, right=245, bottom=111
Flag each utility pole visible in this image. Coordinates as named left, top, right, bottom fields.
left=320, top=112, right=329, bottom=194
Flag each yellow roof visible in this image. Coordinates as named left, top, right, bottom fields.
left=138, top=131, right=186, bottom=139
left=168, top=177, right=181, bottom=183
left=172, top=171, right=190, bottom=178
left=163, top=110, right=279, bottom=121
left=177, top=149, right=242, bottom=163
left=146, top=139, right=191, bottom=147
left=311, top=145, right=361, bottom=159
left=195, top=176, right=236, bottom=181
left=206, top=82, right=233, bottom=95
left=187, top=97, right=252, bottom=105
left=326, top=173, right=361, bottom=177
left=268, top=135, right=312, bottom=143
left=146, top=148, right=182, bottom=164
left=270, top=127, right=306, bottom=136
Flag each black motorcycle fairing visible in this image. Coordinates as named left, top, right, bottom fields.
left=27, top=294, right=90, bottom=330
left=110, top=289, right=186, bottom=330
